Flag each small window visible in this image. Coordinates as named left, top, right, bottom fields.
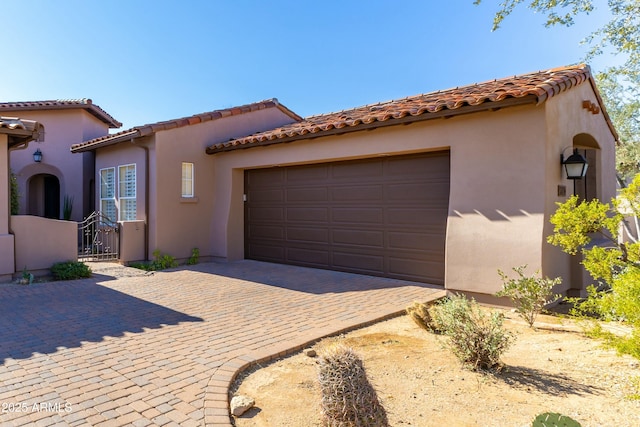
left=118, top=164, right=137, bottom=221
left=182, top=162, right=194, bottom=198
left=99, top=167, right=116, bottom=221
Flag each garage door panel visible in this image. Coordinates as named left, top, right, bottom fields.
left=251, top=188, right=284, bottom=203
left=387, top=208, right=448, bottom=227
left=387, top=182, right=450, bottom=202
left=287, top=164, right=329, bottom=181
left=287, top=247, right=330, bottom=265
left=287, top=207, right=329, bottom=222
left=247, top=168, right=284, bottom=186
left=332, top=229, right=384, bottom=248
left=387, top=231, right=445, bottom=252
left=331, top=185, right=383, bottom=201
left=245, top=151, right=449, bottom=285
left=248, top=224, right=285, bottom=240
left=247, top=207, right=284, bottom=221
left=387, top=153, right=449, bottom=177
left=332, top=208, right=384, bottom=224
left=389, top=257, right=445, bottom=282
left=287, top=187, right=328, bottom=202
left=248, top=243, right=285, bottom=261
left=332, top=160, right=383, bottom=179
left=287, top=227, right=329, bottom=244
left=332, top=252, right=384, bottom=272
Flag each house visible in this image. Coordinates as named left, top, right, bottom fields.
left=0, top=99, right=121, bottom=221
left=70, top=99, right=302, bottom=262
left=1, top=117, right=44, bottom=280
left=70, top=64, right=616, bottom=298
left=203, top=64, right=616, bottom=298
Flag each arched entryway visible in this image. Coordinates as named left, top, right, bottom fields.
left=572, top=133, right=600, bottom=201
left=28, top=174, right=60, bottom=219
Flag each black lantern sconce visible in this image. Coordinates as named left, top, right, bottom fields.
left=33, top=148, right=42, bottom=163
left=561, top=148, right=588, bottom=180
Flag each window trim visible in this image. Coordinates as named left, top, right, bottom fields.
left=181, top=162, right=195, bottom=198
left=99, top=167, right=116, bottom=221
left=118, top=163, right=137, bottom=221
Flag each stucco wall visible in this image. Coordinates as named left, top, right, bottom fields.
left=542, top=81, right=617, bottom=293
left=210, top=104, right=549, bottom=294
left=209, top=86, right=617, bottom=296
left=11, top=215, right=77, bottom=272
left=150, top=107, right=298, bottom=261
left=10, top=109, right=110, bottom=221
left=0, top=134, right=14, bottom=279
left=94, top=106, right=297, bottom=262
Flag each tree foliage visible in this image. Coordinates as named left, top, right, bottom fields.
left=548, top=174, right=640, bottom=334
left=475, top=0, right=640, bottom=177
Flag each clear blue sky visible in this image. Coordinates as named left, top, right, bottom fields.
left=1, top=0, right=616, bottom=131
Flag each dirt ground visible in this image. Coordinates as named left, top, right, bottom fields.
left=231, top=307, right=640, bottom=427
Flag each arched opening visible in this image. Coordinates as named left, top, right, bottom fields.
left=28, top=174, right=60, bottom=219
left=572, top=133, right=600, bottom=201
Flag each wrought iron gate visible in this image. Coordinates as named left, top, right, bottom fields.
left=78, top=211, right=119, bottom=261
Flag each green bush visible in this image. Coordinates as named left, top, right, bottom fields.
left=548, top=176, right=640, bottom=359
left=131, top=250, right=178, bottom=271
left=187, top=247, right=200, bottom=265
left=496, top=265, right=561, bottom=327
left=151, top=250, right=178, bottom=270
left=51, top=261, right=92, bottom=280
left=432, top=294, right=515, bottom=371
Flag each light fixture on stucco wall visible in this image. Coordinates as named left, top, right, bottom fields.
left=561, top=148, right=588, bottom=180
left=33, top=148, right=42, bottom=163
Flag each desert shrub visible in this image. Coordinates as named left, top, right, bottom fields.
left=532, top=412, right=582, bottom=427
left=496, top=265, right=562, bottom=327
left=317, top=343, right=388, bottom=427
left=187, top=247, right=200, bottom=265
left=151, top=249, right=178, bottom=270
left=432, top=294, right=515, bottom=371
left=406, top=301, right=438, bottom=332
left=548, top=178, right=640, bottom=359
left=51, top=261, right=92, bottom=280
left=584, top=322, right=640, bottom=360
left=129, top=250, right=178, bottom=271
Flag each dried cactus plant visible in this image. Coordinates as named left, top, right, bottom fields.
left=406, top=301, right=437, bottom=332
left=316, top=343, right=389, bottom=427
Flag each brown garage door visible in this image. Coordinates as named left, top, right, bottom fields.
left=244, top=151, right=450, bottom=284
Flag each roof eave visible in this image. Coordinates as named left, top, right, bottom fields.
left=70, top=130, right=141, bottom=153
left=206, top=95, right=539, bottom=155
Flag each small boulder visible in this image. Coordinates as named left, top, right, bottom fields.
left=305, top=349, right=317, bottom=358
left=230, top=395, right=255, bottom=416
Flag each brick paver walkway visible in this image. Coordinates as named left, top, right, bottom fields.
left=0, top=260, right=444, bottom=426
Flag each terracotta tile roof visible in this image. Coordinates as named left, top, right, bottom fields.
left=207, top=64, right=613, bottom=154
left=70, top=99, right=301, bottom=153
left=0, top=116, right=45, bottom=147
left=0, top=98, right=121, bottom=128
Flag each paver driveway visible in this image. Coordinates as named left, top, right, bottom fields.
left=0, top=260, right=444, bottom=426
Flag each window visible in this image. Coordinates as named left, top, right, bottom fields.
left=100, top=168, right=116, bottom=221
left=182, top=162, right=194, bottom=198
left=118, top=164, right=137, bottom=221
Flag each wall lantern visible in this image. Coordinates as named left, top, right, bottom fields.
left=33, top=148, right=43, bottom=163
left=561, top=148, right=588, bottom=180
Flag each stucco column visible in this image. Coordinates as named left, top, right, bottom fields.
left=0, top=134, right=16, bottom=278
